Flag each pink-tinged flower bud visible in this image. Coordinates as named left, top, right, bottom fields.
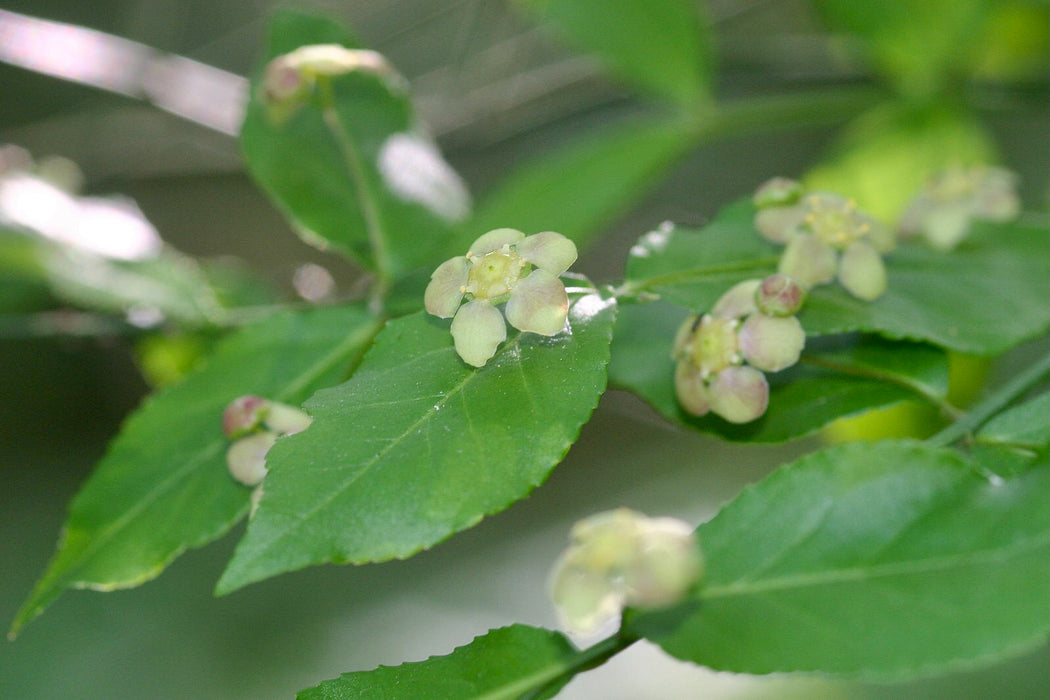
left=708, top=366, right=769, bottom=423
left=838, top=241, right=887, bottom=301
left=755, top=274, right=806, bottom=316
left=753, top=177, right=804, bottom=208
left=738, top=314, right=805, bottom=372
left=222, top=395, right=271, bottom=439
left=226, top=431, right=278, bottom=487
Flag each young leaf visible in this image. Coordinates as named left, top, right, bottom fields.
left=626, top=203, right=1050, bottom=355
left=518, top=0, right=713, bottom=105
left=610, top=299, right=949, bottom=442
left=628, top=441, right=1050, bottom=678
left=10, top=304, right=381, bottom=637
left=241, top=9, right=469, bottom=275
left=464, top=117, right=697, bottom=253
left=216, top=294, right=616, bottom=594
left=298, top=625, right=582, bottom=700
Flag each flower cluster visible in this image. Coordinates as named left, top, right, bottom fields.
left=753, top=177, right=893, bottom=301
left=425, top=228, right=578, bottom=367
left=222, top=396, right=312, bottom=489
left=898, top=165, right=1020, bottom=250
left=549, top=509, right=703, bottom=636
left=673, top=274, right=807, bottom=423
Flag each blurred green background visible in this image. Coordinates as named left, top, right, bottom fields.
left=1, top=1, right=1047, bottom=698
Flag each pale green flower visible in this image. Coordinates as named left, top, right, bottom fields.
left=673, top=276, right=806, bottom=424
left=549, top=509, right=703, bottom=636
left=753, top=178, right=892, bottom=301
left=898, top=165, right=1020, bottom=250
left=425, top=228, right=577, bottom=367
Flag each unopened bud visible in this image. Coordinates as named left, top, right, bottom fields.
left=222, top=395, right=271, bottom=439
left=755, top=274, right=806, bottom=316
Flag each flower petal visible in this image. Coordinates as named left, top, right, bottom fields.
left=708, top=366, right=769, bottom=423
left=549, top=555, right=623, bottom=636
left=674, top=361, right=711, bottom=417
left=838, top=241, right=887, bottom=301
left=711, top=279, right=760, bottom=319
left=505, top=269, right=569, bottom=336
left=468, top=228, right=525, bottom=256
left=754, top=204, right=806, bottom=244
left=450, top=299, right=507, bottom=367
left=227, top=431, right=278, bottom=486
left=424, top=256, right=469, bottom=318
left=517, top=231, right=578, bottom=275
left=738, top=314, right=805, bottom=372
left=778, top=232, right=837, bottom=287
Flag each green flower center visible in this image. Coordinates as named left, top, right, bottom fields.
left=466, top=250, right=525, bottom=299
left=805, top=197, right=866, bottom=250
left=690, top=315, right=740, bottom=377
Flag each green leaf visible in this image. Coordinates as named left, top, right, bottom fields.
left=629, top=441, right=1050, bottom=678
left=11, top=304, right=381, bottom=638
left=970, top=392, right=1050, bottom=476
left=519, top=0, right=712, bottom=105
left=976, top=391, right=1050, bottom=449
left=216, top=294, right=616, bottom=593
left=297, top=625, right=581, bottom=700
left=815, top=0, right=990, bottom=96
left=240, top=9, right=469, bottom=274
left=610, top=299, right=949, bottom=442
left=464, top=117, right=697, bottom=252
left=626, top=202, right=1050, bottom=355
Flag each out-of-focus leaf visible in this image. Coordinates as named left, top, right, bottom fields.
left=610, top=300, right=949, bottom=442
left=11, top=304, right=381, bottom=638
left=626, top=202, right=1050, bottom=355
left=630, top=441, right=1049, bottom=678
left=805, top=104, right=997, bottom=221
left=298, top=625, right=580, bottom=700
left=970, top=392, right=1050, bottom=476
left=216, top=294, right=616, bottom=593
left=463, top=117, right=697, bottom=252
left=816, top=0, right=989, bottom=96
left=241, top=9, right=470, bottom=275
left=518, top=0, right=712, bottom=105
